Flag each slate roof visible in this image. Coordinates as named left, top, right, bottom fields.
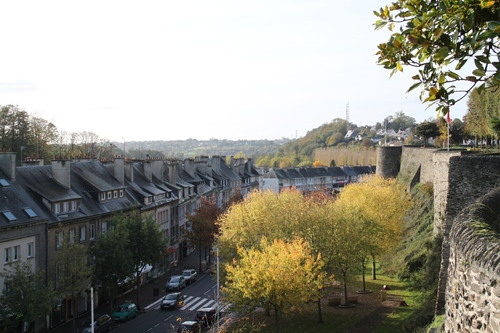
left=16, top=166, right=81, bottom=202
left=0, top=171, right=46, bottom=227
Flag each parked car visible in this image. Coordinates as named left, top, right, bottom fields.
left=182, top=269, right=197, bottom=284
left=160, top=292, right=185, bottom=310
left=177, top=320, right=202, bottom=333
left=165, top=275, right=186, bottom=291
left=195, top=307, right=217, bottom=326
left=111, top=303, right=138, bottom=321
left=82, top=314, right=113, bottom=333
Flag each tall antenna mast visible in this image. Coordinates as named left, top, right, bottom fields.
left=345, top=102, right=350, bottom=123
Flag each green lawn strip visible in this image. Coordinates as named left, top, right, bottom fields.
left=358, top=274, right=425, bottom=333
left=227, top=308, right=361, bottom=333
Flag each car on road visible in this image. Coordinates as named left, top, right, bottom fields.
left=165, top=275, right=186, bottom=291
left=182, top=269, right=197, bottom=284
left=177, top=320, right=202, bottom=333
left=195, top=307, right=217, bottom=327
left=82, top=314, right=113, bottom=333
left=111, top=303, right=138, bottom=321
left=160, top=292, right=185, bottom=310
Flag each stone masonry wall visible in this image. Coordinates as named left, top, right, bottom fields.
left=398, top=147, right=437, bottom=186
left=445, top=188, right=500, bottom=333
left=435, top=155, right=500, bottom=315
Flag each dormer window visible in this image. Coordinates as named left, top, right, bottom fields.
left=113, top=190, right=118, bottom=198
left=107, top=191, right=112, bottom=199
left=100, top=192, right=106, bottom=201
left=119, top=190, right=124, bottom=197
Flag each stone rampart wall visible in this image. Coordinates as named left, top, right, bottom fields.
left=445, top=188, right=500, bottom=333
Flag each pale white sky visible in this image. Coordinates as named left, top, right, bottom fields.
left=0, top=0, right=467, bottom=142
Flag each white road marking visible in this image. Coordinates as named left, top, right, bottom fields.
left=181, top=296, right=200, bottom=310
left=189, top=298, right=210, bottom=311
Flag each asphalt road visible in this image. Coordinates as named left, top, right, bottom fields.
left=111, top=273, right=224, bottom=333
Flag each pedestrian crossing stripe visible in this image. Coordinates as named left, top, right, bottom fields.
left=156, top=295, right=230, bottom=312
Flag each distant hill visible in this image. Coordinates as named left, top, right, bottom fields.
left=118, top=138, right=291, bottom=159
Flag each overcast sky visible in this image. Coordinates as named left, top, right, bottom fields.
left=0, top=1, right=468, bottom=142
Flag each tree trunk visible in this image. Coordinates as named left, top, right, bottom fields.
left=71, top=295, right=77, bottom=333
left=342, top=271, right=348, bottom=305
left=317, top=297, right=323, bottom=323
left=362, top=260, right=367, bottom=291
left=198, top=242, right=203, bottom=272
left=274, top=307, right=280, bottom=333
left=136, top=273, right=141, bottom=310
left=371, top=255, right=377, bottom=280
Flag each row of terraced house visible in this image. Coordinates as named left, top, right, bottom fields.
left=0, top=153, right=261, bottom=330
left=0, top=151, right=375, bottom=331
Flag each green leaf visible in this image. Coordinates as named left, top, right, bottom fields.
left=487, top=21, right=500, bottom=33
left=455, top=59, right=467, bottom=70
left=474, top=59, right=485, bottom=71
left=437, top=47, right=450, bottom=58
left=476, top=55, right=490, bottom=64
left=446, top=72, right=460, bottom=80
left=472, top=69, right=486, bottom=77
left=407, top=82, right=422, bottom=93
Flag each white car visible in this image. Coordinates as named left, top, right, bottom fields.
left=182, top=269, right=197, bottom=284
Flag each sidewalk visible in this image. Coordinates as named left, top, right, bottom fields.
left=51, top=249, right=207, bottom=333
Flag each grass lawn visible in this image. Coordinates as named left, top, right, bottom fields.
left=225, top=269, right=427, bottom=333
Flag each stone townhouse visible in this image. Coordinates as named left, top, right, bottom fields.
left=262, top=166, right=374, bottom=194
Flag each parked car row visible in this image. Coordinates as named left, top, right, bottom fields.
left=166, top=269, right=198, bottom=291
left=81, top=302, right=139, bottom=333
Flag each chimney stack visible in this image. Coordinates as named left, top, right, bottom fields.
left=167, top=159, right=177, bottom=184
left=114, top=157, right=125, bottom=185
left=0, top=152, right=16, bottom=180
left=52, top=159, right=71, bottom=189
left=125, top=161, right=134, bottom=182
left=184, top=158, right=195, bottom=178
left=143, top=160, right=153, bottom=182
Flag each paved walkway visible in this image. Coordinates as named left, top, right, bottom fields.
left=51, top=249, right=207, bottom=333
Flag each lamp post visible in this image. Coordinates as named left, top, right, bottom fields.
left=20, top=146, right=26, bottom=166
left=90, top=287, right=94, bottom=333
left=216, top=247, right=220, bottom=332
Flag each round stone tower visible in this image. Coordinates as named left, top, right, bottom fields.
left=376, top=146, right=403, bottom=178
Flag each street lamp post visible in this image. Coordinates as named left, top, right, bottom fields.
left=20, top=146, right=26, bottom=166
left=216, top=248, right=220, bottom=332
left=90, top=287, right=94, bottom=333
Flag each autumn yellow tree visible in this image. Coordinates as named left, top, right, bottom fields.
left=217, top=189, right=310, bottom=261
left=223, top=238, right=326, bottom=333
left=335, top=175, right=412, bottom=280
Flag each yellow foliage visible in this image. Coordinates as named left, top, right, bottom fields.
left=223, top=238, right=326, bottom=312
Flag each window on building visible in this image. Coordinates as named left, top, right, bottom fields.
left=69, top=229, right=76, bottom=243
left=71, top=200, right=77, bottom=211
left=101, top=221, right=108, bottom=234
left=63, top=201, right=69, bottom=213
left=89, top=224, right=96, bottom=240
left=53, top=203, right=61, bottom=214
left=100, top=192, right=106, bottom=201
left=27, top=243, right=34, bottom=258
left=107, top=192, right=112, bottom=199
left=113, top=190, right=118, bottom=198
left=55, top=231, right=64, bottom=249
left=13, top=245, right=20, bottom=261
left=4, top=247, right=11, bottom=263
left=80, top=226, right=86, bottom=241
left=119, top=189, right=124, bottom=197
